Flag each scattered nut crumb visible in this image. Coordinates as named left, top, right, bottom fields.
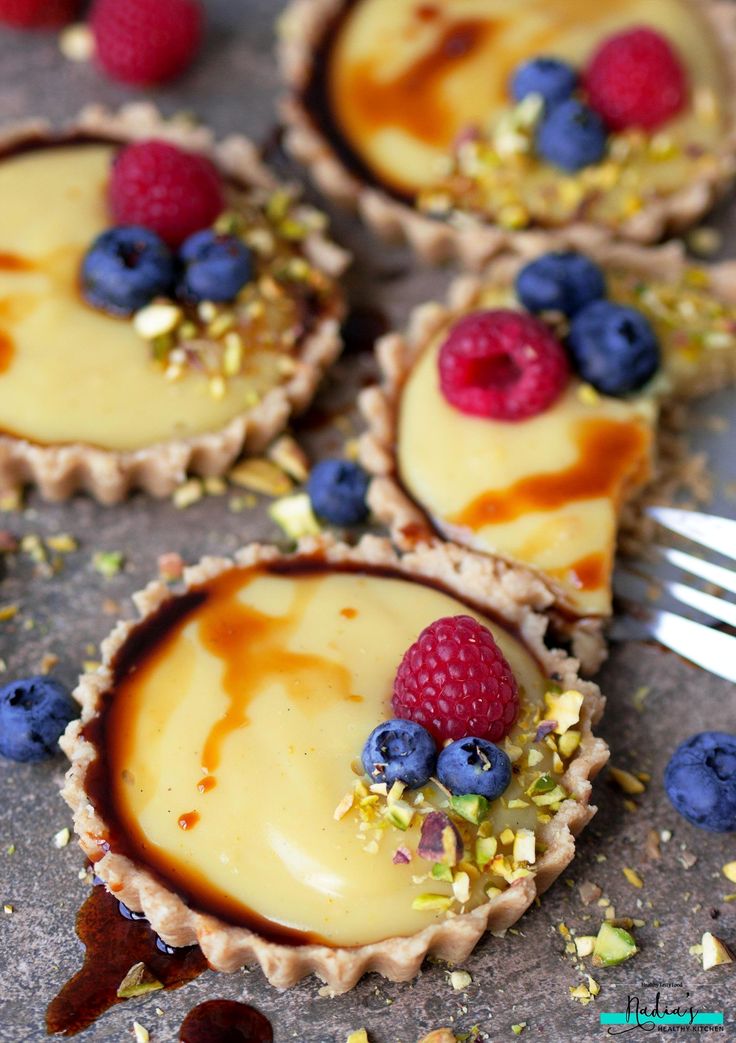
left=92, top=550, right=125, bottom=578
left=53, top=827, right=70, bottom=850
left=449, top=970, right=472, bottom=991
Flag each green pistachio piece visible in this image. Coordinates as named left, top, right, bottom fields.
left=116, top=962, right=164, bottom=999
left=592, top=923, right=638, bottom=967
left=450, top=794, right=489, bottom=824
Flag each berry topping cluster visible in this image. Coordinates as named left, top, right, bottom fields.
left=78, top=138, right=337, bottom=396
left=438, top=249, right=661, bottom=419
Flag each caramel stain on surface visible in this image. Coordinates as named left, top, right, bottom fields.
left=330, top=19, right=492, bottom=149
left=340, top=606, right=358, bottom=619
left=452, top=417, right=652, bottom=530
left=45, top=884, right=208, bottom=1037
left=197, top=775, right=216, bottom=794
left=179, top=999, right=273, bottom=1043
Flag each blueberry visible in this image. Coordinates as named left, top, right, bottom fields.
left=665, top=732, right=736, bottom=832
left=118, top=900, right=147, bottom=922
left=567, top=299, right=660, bottom=395
left=436, top=737, right=511, bottom=801
left=81, top=226, right=176, bottom=316
left=178, top=230, right=253, bottom=303
left=362, top=719, right=437, bottom=789
left=510, top=57, right=578, bottom=110
left=516, top=251, right=606, bottom=317
left=0, top=676, right=77, bottom=762
left=307, top=459, right=370, bottom=526
left=536, top=99, right=608, bottom=172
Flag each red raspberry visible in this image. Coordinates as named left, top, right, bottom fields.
left=392, top=615, right=520, bottom=744
left=90, top=0, right=203, bottom=87
left=0, top=0, right=79, bottom=27
left=109, top=140, right=225, bottom=249
left=584, top=27, right=687, bottom=132
left=438, top=309, right=569, bottom=421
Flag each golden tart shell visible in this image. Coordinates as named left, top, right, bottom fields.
left=278, top=0, right=736, bottom=267
left=60, top=534, right=607, bottom=993
left=0, top=103, right=348, bottom=504
left=358, top=237, right=736, bottom=672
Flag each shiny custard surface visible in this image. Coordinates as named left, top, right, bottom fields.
left=0, top=144, right=318, bottom=452
left=324, top=0, right=727, bottom=196
left=88, top=564, right=552, bottom=948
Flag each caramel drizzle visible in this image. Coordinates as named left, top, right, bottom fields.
left=451, top=417, right=652, bottom=530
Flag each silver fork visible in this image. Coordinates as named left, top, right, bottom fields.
left=612, top=507, right=736, bottom=683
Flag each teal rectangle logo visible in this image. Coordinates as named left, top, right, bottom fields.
left=600, top=1012, right=723, bottom=1026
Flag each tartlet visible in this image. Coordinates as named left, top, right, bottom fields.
left=279, top=0, right=736, bottom=267
left=359, top=238, right=736, bottom=671
left=0, top=103, right=348, bottom=503
left=60, top=535, right=607, bottom=993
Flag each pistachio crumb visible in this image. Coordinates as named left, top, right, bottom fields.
left=702, top=932, right=735, bottom=970
left=346, top=1031, right=369, bottom=1043
left=92, top=550, right=125, bottom=578
left=511, top=1024, right=527, bottom=1036
left=3, top=903, right=13, bottom=914
left=229, top=459, right=293, bottom=497
left=53, top=827, right=70, bottom=849
left=132, top=1022, right=150, bottom=1043
left=116, top=962, right=164, bottom=999
left=0, top=604, right=18, bottom=621
left=608, top=767, right=646, bottom=795
left=172, top=479, right=204, bottom=509
left=722, top=862, right=736, bottom=884
left=623, top=867, right=644, bottom=889
left=449, top=970, right=472, bottom=992
left=59, top=22, right=94, bottom=62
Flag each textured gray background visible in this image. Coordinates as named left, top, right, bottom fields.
left=1, top=2, right=736, bottom=1041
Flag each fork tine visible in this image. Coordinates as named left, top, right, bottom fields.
left=658, top=578, right=736, bottom=629
left=653, top=545, right=736, bottom=596
left=619, top=606, right=736, bottom=683
left=647, top=507, right=736, bottom=562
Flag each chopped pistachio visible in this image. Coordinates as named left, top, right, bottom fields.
left=622, top=867, right=644, bottom=889
left=558, top=731, right=581, bottom=759
left=531, top=784, right=567, bottom=807
left=544, top=690, right=583, bottom=734
left=499, top=827, right=515, bottom=846
left=511, top=1024, right=527, bottom=1036
left=53, top=827, right=70, bottom=849
left=592, top=923, right=637, bottom=967
left=452, top=871, right=470, bottom=904
left=575, top=935, right=596, bottom=958
left=450, top=793, right=489, bottom=825
left=117, top=962, right=164, bottom=999
left=269, top=493, right=321, bottom=540
left=346, top=1031, right=369, bottom=1043
left=133, top=302, right=182, bottom=341
left=173, top=479, right=204, bottom=509
left=526, top=773, right=555, bottom=796
left=526, top=748, right=544, bottom=768
left=46, top=534, right=78, bottom=553
left=507, top=799, right=529, bottom=809
left=411, top=893, right=454, bottom=912
left=513, top=829, right=536, bottom=865
left=385, top=801, right=414, bottom=831
left=475, top=836, right=498, bottom=870
left=267, top=435, right=309, bottom=482
left=333, top=792, right=354, bottom=821
left=132, top=1023, right=150, bottom=1043
left=431, top=863, right=453, bottom=883
left=230, top=458, right=292, bottom=496
left=722, top=862, right=736, bottom=884
left=449, top=970, right=472, bottom=991
left=702, top=932, right=735, bottom=970
left=0, top=605, right=18, bottom=621
left=417, top=1031, right=458, bottom=1043
left=3, top=903, right=13, bottom=914
left=92, top=550, right=124, bottom=578
left=59, top=22, right=94, bottom=61
left=609, top=767, right=646, bottom=795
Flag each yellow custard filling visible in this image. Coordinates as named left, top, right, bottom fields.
left=326, top=0, right=727, bottom=211
left=101, top=566, right=570, bottom=948
left=0, top=145, right=333, bottom=452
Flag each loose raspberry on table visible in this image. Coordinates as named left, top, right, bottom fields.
left=438, top=309, right=570, bottom=421
left=90, top=0, right=203, bottom=87
left=0, top=0, right=78, bottom=27
left=584, top=27, right=687, bottom=132
left=109, top=140, right=225, bottom=249
left=392, top=615, right=520, bottom=744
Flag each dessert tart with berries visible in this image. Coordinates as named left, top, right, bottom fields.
left=60, top=534, right=607, bottom=993
left=359, top=239, right=736, bottom=670
left=0, top=104, right=347, bottom=503
left=279, top=0, right=736, bottom=266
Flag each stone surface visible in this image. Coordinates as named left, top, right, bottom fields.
left=0, top=2, right=735, bottom=1041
